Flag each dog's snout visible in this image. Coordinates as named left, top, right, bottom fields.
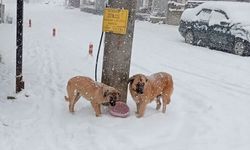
left=109, top=97, right=116, bottom=106
left=136, top=83, right=144, bottom=94
left=110, top=99, right=116, bottom=106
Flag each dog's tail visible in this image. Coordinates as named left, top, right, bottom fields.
left=64, top=96, right=69, bottom=101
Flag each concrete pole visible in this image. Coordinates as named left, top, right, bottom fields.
left=101, top=0, right=137, bottom=102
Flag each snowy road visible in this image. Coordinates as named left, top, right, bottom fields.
left=1, top=2, right=250, bottom=150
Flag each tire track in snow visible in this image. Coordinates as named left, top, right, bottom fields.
left=23, top=32, right=71, bottom=149
left=37, top=41, right=71, bottom=150
left=164, top=64, right=250, bottom=97
left=22, top=5, right=90, bottom=149
left=130, top=61, right=250, bottom=147
left=129, top=62, right=206, bottom=146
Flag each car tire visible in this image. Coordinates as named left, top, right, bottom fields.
left=233, top=39, right=246, bottom=56
left=185, top=30, right=195, bottom=45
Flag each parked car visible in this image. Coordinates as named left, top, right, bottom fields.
left=179, top=1, right=250, bottom=56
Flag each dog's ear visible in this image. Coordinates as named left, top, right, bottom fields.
left=128, top=76, right=135, bottom=84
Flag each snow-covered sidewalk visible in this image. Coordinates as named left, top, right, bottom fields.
left=1, top=2, right=250, bottom=150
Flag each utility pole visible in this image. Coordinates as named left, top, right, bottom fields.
left=0, top=0, right=3, bottom=23
left=16, top=0, right=24, bottom=93
left=101, top=0, right=137, bottom=102
left=148, top=0, right=153, bottom=12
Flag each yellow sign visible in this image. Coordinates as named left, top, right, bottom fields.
left=103, top=8, right=129, bottom=35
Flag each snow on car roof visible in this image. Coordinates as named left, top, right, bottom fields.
left=181, top=1, right=250, bottom=25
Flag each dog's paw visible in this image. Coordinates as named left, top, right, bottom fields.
left=95, top=114, right=101, bottom=117
left=136, top=114, right=143, bottom=118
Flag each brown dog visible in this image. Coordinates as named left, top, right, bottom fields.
left=65, top=76, right=121, bottom=117
left=128, top=72, right=174, bottom=118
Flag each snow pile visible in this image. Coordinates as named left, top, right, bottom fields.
left=168, top=1, right=185, bottom=12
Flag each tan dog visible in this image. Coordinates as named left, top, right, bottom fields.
left=65, top=76, right=121, bottom=117
left=128, top=72, right=174, bottom=118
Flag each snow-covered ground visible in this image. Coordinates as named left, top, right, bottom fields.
left=1, top=1, right=250, bottom=150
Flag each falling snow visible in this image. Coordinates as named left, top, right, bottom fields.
left=0, top=1, right=250, bottom=150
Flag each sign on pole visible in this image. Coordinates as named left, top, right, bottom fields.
left=102, top=8, right=129, bottom=35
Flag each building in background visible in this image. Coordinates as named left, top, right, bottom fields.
left=69, top=0, right=80, bottom=8
left=166, top=0, right=186, bottom=25
left=80, top=0, right=106, bottom=14
left=198, top=0, right=250, bottom=1
left=80, top=0, right=169, bottom=16
left=80, top=0, right=250, bottom=25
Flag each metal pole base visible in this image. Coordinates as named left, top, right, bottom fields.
left=16, top=76, right=24, bottom=93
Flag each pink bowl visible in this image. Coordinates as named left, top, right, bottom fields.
left=109, top=101, right=130, bottom=118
